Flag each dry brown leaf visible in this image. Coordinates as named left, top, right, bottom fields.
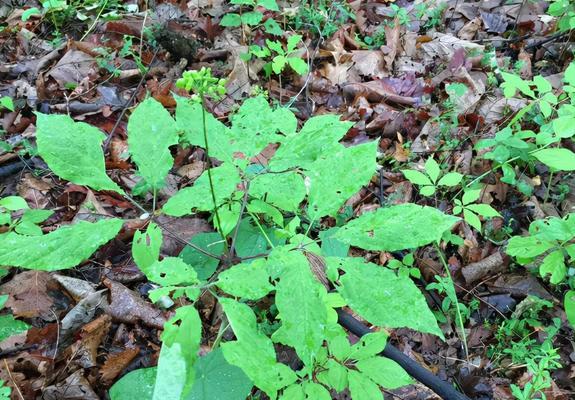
left=0, top=271, right=59, bottom=320
left=42, top=370, right=99, bottom=400
left=47, top=50, right=97, bottom=88
left=458, top=17, right=482, bottom=40
left=100, top=346, right=140, bottom=384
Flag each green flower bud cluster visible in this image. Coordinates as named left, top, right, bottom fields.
left=176, top=67, right=227, bottom=101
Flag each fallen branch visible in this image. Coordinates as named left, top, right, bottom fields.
left=337, top=309, right=471, bottom=400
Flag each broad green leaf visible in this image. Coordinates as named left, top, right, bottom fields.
left=533, top=75, right=552, bottom=93
left=0, top=97, right=14, bottom=111
left=347, top=331, right=388, bottom=361
left=251, top=171, right=305, bottom=213
left=402, top=170, right=432, bottom=186
left=307, top=141, right=378, bottom=219
left=287, top=34, right=302, bottom=53
left=506, top=236, right=554, bottom=258
left=179, top=232, right=225, bottom=280
left=465, top=204, right=501, bottom=218
left=437, top=172, right=463, bottom=187
left=0, top=218, right=123, bottom=271
left=533, top=148, right=575, bottom=171
left=214, top=201, right=241, bottom=236
left=257, top=0, right=278, bottom=10
left=303, top=382, right=331, bottom=399
left=0, top=196, right=28, bottom=211
left=280, top=385, right=304, bottom=400
left=220, top=298, right=298, bottom=398
left=356, top=357, right=413, bottom=389
left=241, top=11, right=263, bottom=25
left=21, top=209, right=53, bottom=224
left=328, top=333, right=352, bottom=360
left=287, top=57, right=308, bottom=75
left=146, top=257, right=199, bottom=287
left=565, top=62, right=575, bottom=86
left=334, top=204, right=459, bottom=251
left=217, top=259, right=274, bottom=300
left=552, top=115, right=575, bottom=138
left=272, top=55, right=287, bottom=74
left=154, top=306, right=202, bottom=400
left=419, top=185, right=436, bottom=196
left=234, top=218, right=284, bottom=258
left=424, top=157, right=440, bottom=183
left=462, top=189, right=481, bottom=205
left=0, top=314, right=29, bottom=342
left=21, top=7, right=41, bottom=21
left=539, top=249, right=566, bottom=284
left=266, top=39, right=284, bottom=55
left=263, top=18, right=283, bottom=35
left=316, top=359, right=348, bottom=392
left=565, top=290, right=575, bottom=328
left=35, top=113, right=123, bottom=193
left=163, top=163, right=241, bottom=216
left=319, top=227, right=349, bottom=257
left=348, top=370, right=383, bottom=400
left=272, top=251, right=330, bottom=366
left=247, top=199, right=283, bottom=226
left=270, top=115, right=353, bottom=170
left=128, top=98, right=178, bottom=190
left=132, top=222, right=162, bottom=272
left=332, top=257, right=443, bottom=337
left=14, top=220, right=42, bottom=236
left=463, top=209, right=482, bottom=231
left=186, top=348, right=253, bottom=400
left=220, top=13, right=241, bottom=27
left=110, top=368, right=157, bottom=400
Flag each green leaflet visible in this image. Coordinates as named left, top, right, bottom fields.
left=110, top=367, right=156, bottom=400
left=330, top=257, right=443, bottom=337
left=132, top=222, right=162, bottom=272
left=316, top=359, right=348, bottom=392
left=220, top=298, right=297, bottom=398
left=335, top=203, right=459, bottom=251
left=186, top=348, right=253, bottom=400
left=347, top=370, right=383, bottom=400
left=35, top=113, right=123, bottom=193
left=0, top=295, right=29, bottom=342
left=163, top=163, right=241, bottom=216
left=154, top=306, right=202, bottom=400
left=250, top=171, right=306, bottom=213
left=128, top=97, right=178, bottom=191
left=179, top=232, right=225, bottom=280
left=146, top=257, right=200, bottom=287
left=270, top=115, right=353, bottom=170
left=217, top=259, right=274, bottom=300
left=307, top=141, right=378, bottom=218
left=0, top=218, right=123, bottom=271
left=355, top=357, right=414, bottom=389
left=271, top=251, right=330, bottom=367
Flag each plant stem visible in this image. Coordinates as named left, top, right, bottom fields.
left=248, top=211, right=275, bottom=249
left=544, top=170, right=553, bottom=204
left=434, top=243, right=469, bottom=361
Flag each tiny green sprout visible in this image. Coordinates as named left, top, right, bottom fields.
left=453, top=188, right=500, bottom=232
left=402, top=157, right=463, bottom=197
left=176, top=67, right=227, bottom=101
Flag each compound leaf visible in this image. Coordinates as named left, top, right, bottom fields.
left=334, top=204, right=459, bottom=251
left=220, top=298, right=297, bottom=398
left=35, top=113, right=123, bottom=193
left=0, top=218, right=123, bottom=271
left=217, top=259, right=274, bottom=300
left=128, top=98, right=178, bottom=190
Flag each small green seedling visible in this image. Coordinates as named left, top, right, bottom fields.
left=0, top=96, right=14, bottom=112
left=220, top=0, right=283, bottom=36
left=453, top=188, right=500, bottom=232
left=244, top=35, right=308, bottom=77
left=0, top=195, right=54, bottom=236
left=402, top=157, right=463, bottom=196
left=387, top=253, right=421, bottom=279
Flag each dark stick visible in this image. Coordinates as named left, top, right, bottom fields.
left=337, top=310, right=471, bottom=400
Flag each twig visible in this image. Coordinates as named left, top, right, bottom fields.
left=3, top=359, right=24, bottom=400
left=227, top=181, right=251, bottom=263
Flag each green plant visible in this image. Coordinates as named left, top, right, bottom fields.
left=547, top=0, right=575, bottom=32
left=402, top=157, right=463, bottom=196
left=0, top=96, right=14, bottom=112
left=292, top=0, right=354, bottom=37
left=0, top=196, right=54, bottom=236
left=0, top=67, right=471, bottom=399
left=244, top=35, right=308, bottom=77
left=453, top=187, right=501, bottom=232
left=0, top=294, right=29, bottom=341
left=0, top=380, right=10, bottom=400
left=387, top=253, right=421, bottom=279
left=220, top=0, right=283, bottom=36
left=414, top=0, right=447, bottom=30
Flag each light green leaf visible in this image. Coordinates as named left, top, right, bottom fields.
left=319, top=227, right=349, bottom=257
left=247, top=199, right=283, bottom=226
left=463, top=209, right=482, bottom=231
left=217, top=259, right=274, bottom=300
left=533, top=75, right=552, bottom=93
left=347, top=331, right=388, bottom=361
left=15, top=220, right=43, bottom=236
left=154, top=306, right=202, bottom=400
left=533, top=148, right=575, bottom=171
left=437, top=172, right=463, bottom=187
left=553, top=116, right=575, bottom=139
left=163, top=163, right=241, bottom=216
left=21, top=7, right=41, bottom=21
left=539, top=249, right=566, bottom=284
left=424, top=157, right=440, bottom=183
left=0, top=314, right=29, bottom=342
left=401, top=170, right=433, bottom=186
left=272, top=55, right=287, bottom=74
left=220, top=13, right=241, bottom=27
left=307, top=141, right=378, bottom=219
left=214, top=201, right=241, bottom=236
left=287, top=57, right=308, bottom=75
left=565, top=290, right=575, bottom=328
left=280, top=385, right=304, bottom=400
left=348, top=370, right=383, bottom=400
left=287, top=34, right=302, bottom=53
left=146, top=257, right=199, bottom=287
left=241, top=11, right=263, bottom=25
left=333, top=257, right=443, bottom=337
left=334, top=204, right=459, bottom=251
left=187, top=348, right=253, bottom=400
left=328, top=333, right=352, bottom=360
left=132, top=222, right=162, bottom=272
left=356, top=356, right=413, bottom=389
left=128, top=98, right=178, bottom=190
left=506, top=236, right=554, bottom=258
left=462, top=189, right=481, bottom=205
left=316, top=359, right=348, bottom=392
left=110, top=368, right=156, bottom=400
left=419, top=185, right=436, bottom=196
left=36, top=113, right=123, bottom=193
left=0, top=218, right=123, bottom=271
left=257, top=0, right=278, bottom=10
left=21, top=209, right=53, bottom=224
left=220, top=298, right=298, bottom=398
left=272, top=251, right=330, bottom=366
left=565, top=62, right=575, bottom=86
left=0, top=196, right=28, bottom=211
left=270, top=115, right=353, bottom=170
left=465, top=204, right=501, bottom=218
left=179, top=232, right=225, bottom=280
left=263, top=18, right=283, bottom=35
left=251, top=171, right=305, bottom=213
left=303, top=382, right=331, bottom=399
